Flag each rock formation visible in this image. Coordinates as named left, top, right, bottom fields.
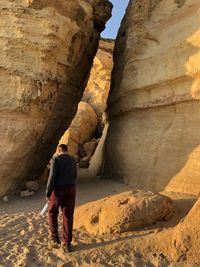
left=89, top=121, right=109, bottom=176
left=0, top=0, right=112, bottom=198
left=170, top=196, right=200, bottom=262
left=58, top=101, right=98, bottom=156
left=58, top=39, right=114, bottom=165
left=104, top=0, right=200, bottom=195
left=74, top=190, right=174, bottom=235
left=82, top=39, right=114, bottom=121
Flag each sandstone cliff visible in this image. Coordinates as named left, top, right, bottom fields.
left=104, top=0, right=200, bottom=194
left=0, top=0, right=112, bottom=198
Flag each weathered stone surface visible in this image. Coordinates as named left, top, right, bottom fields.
left=2, top=196, right=8, bottom=202
left=26, top=181, right=39, bottom=192
left=105, top=0, right=200, bottom=194
left=0, top=0, right=112, bottom=198
left=170, top=197, right=200, bottom=262
left=20, top=190, right=35, bottom=198
left=79, top=158, right=90, bottom=169
left=74, top=190, right=174, bottom=235
left=82, top=39, right=114, bottom=120
left=59, top=102, right=98, bottom=156
left=83, top=140, right=98, bottom=158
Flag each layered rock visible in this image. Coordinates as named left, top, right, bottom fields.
left=105, top=0, right=200, bottom=194
left=59, top=101, right=98, bottom=156
left=74, top=190, right=174, bottom=235
left=82, top=39, right=114, bottom=121
left=0, top=0, right=112, bottom=197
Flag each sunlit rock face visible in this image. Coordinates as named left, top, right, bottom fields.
left=0, top=0, right=112, bottom=198
left=59, top=102, right=98, bottom=156
left=82, top=39, right=114, bottom=121
left=104, top=0, right=200, bottom=194
left=74, top=190, right=174, bottom=235
left=170, top=196, right=200, bottom=262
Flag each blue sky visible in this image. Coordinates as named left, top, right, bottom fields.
left=101, top=0, right=129, bottom=39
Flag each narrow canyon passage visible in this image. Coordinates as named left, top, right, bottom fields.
left=1, top=0, right=200, bottom=265
left=52, top=39, right=114, bottom=181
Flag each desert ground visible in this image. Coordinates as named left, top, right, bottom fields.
left=0, top=170, right=197, bottom=267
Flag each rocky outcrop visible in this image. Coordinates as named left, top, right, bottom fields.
left=59, top=101, right=98, bottom=156
left=74, top=190, right=174, bottom=235
left=82, top=39, right=114, bottom=122
left=170, top=196, right=200, bottom=262
left=104, top=0, right=200, bottom=194
left=0, top=0, right=112, bottom=198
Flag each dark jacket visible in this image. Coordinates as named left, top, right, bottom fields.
left=46, top=153, right=76, bottom=198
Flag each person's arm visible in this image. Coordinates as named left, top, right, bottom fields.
left=46, top=157, right=57, bottom=198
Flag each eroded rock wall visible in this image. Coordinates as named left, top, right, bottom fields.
left=0, top=0, right=112, bottom=197
left=105, top=0, right=200, bottom=194
left=82, top=39, right=114, bottom=120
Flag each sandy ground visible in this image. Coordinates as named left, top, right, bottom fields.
left=0, top=172, right=197, bottom=267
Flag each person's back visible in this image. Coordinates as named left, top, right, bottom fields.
left=46, top=144, right=76, bottom=253
left=54, top=154, right=76, bottom=186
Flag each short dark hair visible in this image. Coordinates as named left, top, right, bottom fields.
left=58, top=144, right=68, bottom=152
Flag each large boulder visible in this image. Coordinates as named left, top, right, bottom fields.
left=0, top=0, right=112, bottom=198
left=59, top=102, right=98, bottom=156
left=104, top=0, right=200, bottom=194
left=74, top=190, right=174, bottom=235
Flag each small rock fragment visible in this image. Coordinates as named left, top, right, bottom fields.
left=20, top=190, right=35, bottom=198
left=26, top=181, right=39, bottom=192
left=2, top=196, right=8, bottom=202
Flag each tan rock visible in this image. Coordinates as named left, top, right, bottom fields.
left=169, top=197, right=200, bottom=262
left=59, top=102, right=98, bottom=156
left=0, top=0, right=112, bottom=198
left=105, top=0, right=200, bottom=194
left=73, top=154, right=79, bottom=163
left=2, top=196, right=8, bottom=202
left=82, top=39, right=114, bottom=120
left=26, top=181, right=39, bottom=192
left=20, top=190, right=35, bottom=198
left=74, top=190, right=174, bottom=235
left=79, top=156, right=90, bottom=168
left=83, top=140, right=97, bottom=157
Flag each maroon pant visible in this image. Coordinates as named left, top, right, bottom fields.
left=48, top=185, right=76, bottom=245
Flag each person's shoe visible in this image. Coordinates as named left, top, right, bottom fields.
left=48, top=237, right=61, bottom=249
left=62, top=243, right=73, bottom=253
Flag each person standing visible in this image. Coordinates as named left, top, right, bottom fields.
left=46, top=144, right=77, bottom=253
